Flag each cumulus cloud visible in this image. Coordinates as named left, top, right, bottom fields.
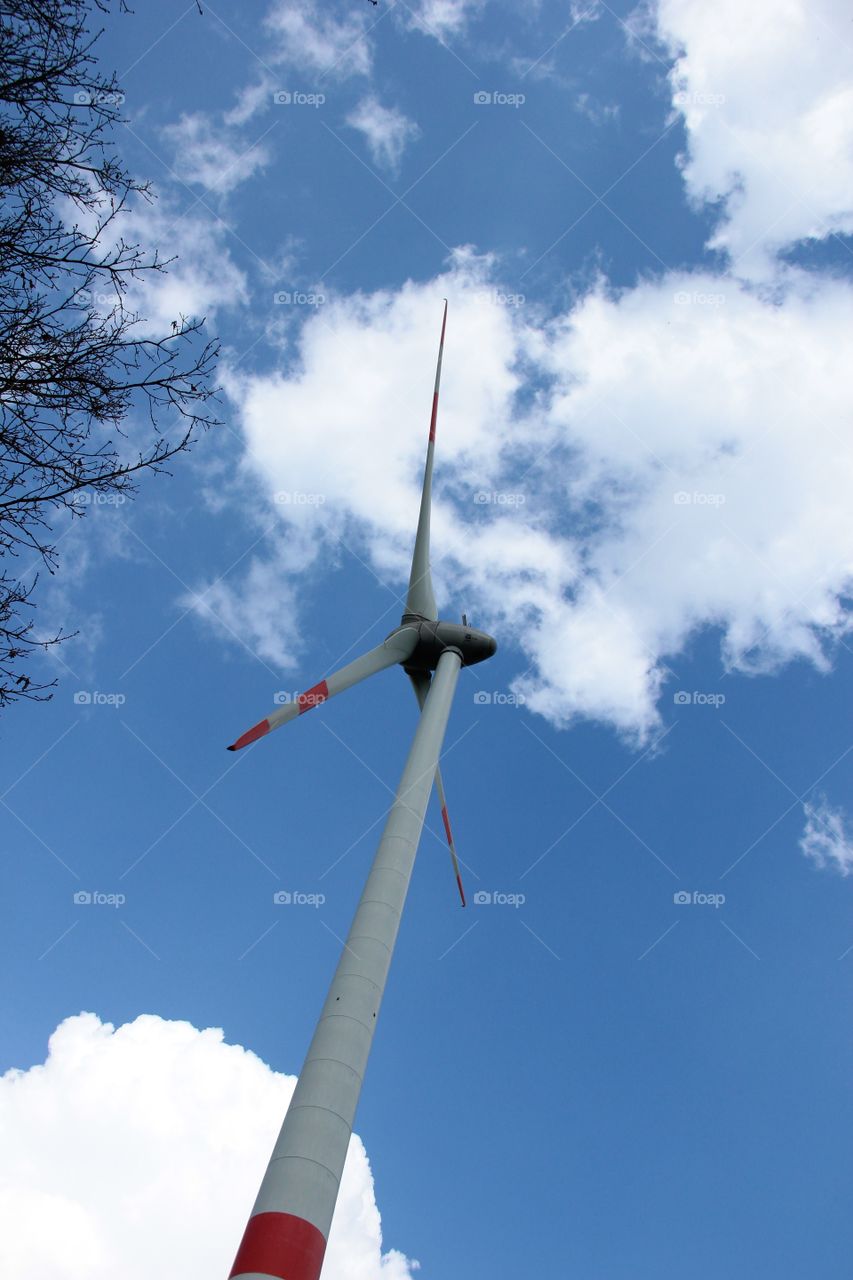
left=192, top=258, right=853, bottom=741
left=0, top=1013, right=417, bottom=1280
left=163, top=112, right=271, bottom=195
left=346, top=97, right=421, bottom=173
left=518, top=268, right=853, bottom=730
left=147, top=1, right=853, bottom=745
left=800, top=796, right=853, bottom=876
left=654, top=0, right=853, bottom=276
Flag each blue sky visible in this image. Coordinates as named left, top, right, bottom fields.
left=2, top=2, right=853, bottom=1277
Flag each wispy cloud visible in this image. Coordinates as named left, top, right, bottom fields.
left=800, top=796, right=853, bottom=876
left=346, top=96, right=421, bottom=173
left=162, top=111, right=271, bottom=195
left=224, top=76, right=276, bottom=127
left=402, top=0, right=485, bottom=40
left=264, top=0, right=372, bottom=80
left=575, top=92, right=620, bottom=125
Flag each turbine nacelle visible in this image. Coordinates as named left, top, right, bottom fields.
left=397, top=616, right=497, bottom=671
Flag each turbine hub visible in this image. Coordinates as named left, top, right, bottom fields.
left=397, top=616, right=497, bottom=672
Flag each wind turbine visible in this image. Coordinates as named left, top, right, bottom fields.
left=227, top=302, right=496, bottom=1280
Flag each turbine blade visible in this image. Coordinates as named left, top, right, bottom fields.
left=228, top=627, right=418, bottom=751
left=408, top=668, right=466, bottom=906
left=405, top=301, right=447, bottom=622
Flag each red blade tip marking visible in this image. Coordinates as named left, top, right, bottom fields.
left=227, top=718, right=270, bottom=751
left=298, top=679, right=329, bottom=714
left=456, top=873, right=466, bottom=907
left=429, top=391, right=439, bottom=442
left=429, top=302, right=447, bottom=443
left=441, top=804, right=453, bottom=845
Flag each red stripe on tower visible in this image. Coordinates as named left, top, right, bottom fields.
left=228, top=718, right=271, bottom=751
left=298, top=680, right=329, bottom=714
left=229, top=1211, right=326, bottom=1280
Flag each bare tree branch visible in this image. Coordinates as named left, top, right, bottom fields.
left=0, top=0, right=222, bottom=707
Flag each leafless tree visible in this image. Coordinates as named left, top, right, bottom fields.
left=0, top=0, right=220, bottom=706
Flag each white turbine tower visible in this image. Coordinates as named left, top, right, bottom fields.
left=226, top=304, right=496, bottom=1280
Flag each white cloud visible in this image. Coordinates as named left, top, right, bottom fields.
left=180, top=546, right=310, bottom=673
left=259, top=0, right=485, bottom=86
left=121, top=200, right=249, bottom=333
left=0, top=1013, right=417, bottom=1280
left=36, top=504, right=137, bottom=676
left=165, top=4, right=853, bottom=743
left=58, top=186, right=248, bottom=334
left=23, top=197, right=248, bottom=668
left=654, top=0, right=853, bottom=277
left=186, top=257, right=853, bottom=741
left=569, top=0, right=603, bottom=24
left=402, top=0, right=485, bottom=40
left=517, top=269, right=853, bottom=731
left=265, top=0, right=372, bottom=80
left=163, top=112, right=271, bottom=195
left=225, top=77, right=276, bottom=128
left=575, top=92, right=620, bottom=125
left=800, top=796, right=853, bottom=876
left=346, top=97, right=421, bottom=173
